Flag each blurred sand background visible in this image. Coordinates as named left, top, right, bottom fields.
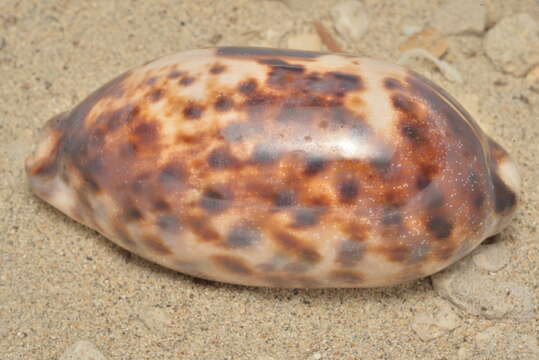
left=1, top=0, right=538, bottom=359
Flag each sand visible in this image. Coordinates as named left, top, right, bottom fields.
left=1, top=0, right=538, bottom=359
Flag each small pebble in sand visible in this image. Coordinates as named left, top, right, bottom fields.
left=330, top=0, right=369, bottom=42
left=286, top=33, right=323, bottom=52
left=59, top=340, right=107, bottom=360
left=399, top=27, right=448, bottom=58
left=138, top=307, right=171, bottom=332
left=432, top=258, right=535, bottom=319
left=430, top=0, right=486, bottom=35
left=472, top=242, right=510, bottom=272
left=484, top=14, right=539, bottom=77
left=411, top=299, right=460, bottom=341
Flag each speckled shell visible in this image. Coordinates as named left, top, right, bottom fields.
left=26, top=47, right=520, bottom=288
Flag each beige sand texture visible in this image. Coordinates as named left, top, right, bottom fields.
left=1, top=0, right=538, bottom=359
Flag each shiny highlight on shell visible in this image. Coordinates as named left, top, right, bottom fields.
left=25, top=47, right=520, bottom=288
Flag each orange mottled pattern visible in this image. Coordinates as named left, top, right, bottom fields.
left=25, top=47, right=519, bottom=288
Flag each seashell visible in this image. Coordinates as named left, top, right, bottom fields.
left=25, top=47, right=520, bottom=288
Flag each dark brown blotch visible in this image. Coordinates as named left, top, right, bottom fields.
left=384, top=77, right=404, bottom=90
left=207, top=147, right=238, bottom=169
left=426, top=215, right=453, bottom=239
left=212, top=255, right=252, bottom=275
left=391, top=93, right=416, bottom=113
left=159, top=162, right=184, bottom=187
left=153, top=198, right=171, bottom=211
left=143, top=235, right=172, bottom=255
left=273, top=189, right=296, bottom=207
left=183, top=103, right=205, bottom=119
left=186, top=216, right=221, bottom=242
left=179, top=76, right=195, bottom=86
left=148, top=89, right=164, bottom=102
left=156, top=214, right=181, bottom=233
left=337, top=240, right=365, bottom=266
left=145, top=77, right=158, bottom=86
left=416, top=164, right=439, bottom=190
left=107, top=104, right=139, bottom=132
left=272, top=231, right=321, bottom=263
left=80, top=157, right=104, bottom=192
left=307, top=72, right=362, bottom=97
left=123, top=205, right=143, bottom=222
left=264, top=60, right=306, bottom=89
left=210, top=63, right=226, bottom=74
left=337, top=179, right=360, bottom=203
left=199, top=185, right=233, bottom=213
left=214, top=96, right=234, bottom=112
left=168, top=70, right=184, bottom=79
left=238, top=78, right=258, bottom=95
left=304, top=157, right=327, bottom=176
left=133, top=122, right=159, bottom=144
left=401, top=122, right=425, bottom=144
left=292, top=207, right=320, bottom=227
left=227, top=223, right=260, bottom=248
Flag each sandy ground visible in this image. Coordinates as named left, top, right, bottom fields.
left=1, top=0, right=538, bottom=359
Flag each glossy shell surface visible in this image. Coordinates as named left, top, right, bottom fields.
left=25, top=47, right=520, bottom=288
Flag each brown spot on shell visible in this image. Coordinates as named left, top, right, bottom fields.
left=207, top=147, right=238, bottom=169
left=158, top=162, right=184, bottom=189
left=179, top=76, right=195, bottom=86
left=148, top=89, right=163, bottom=102
left=168, top=70, right=183, bottom=79
left=106, top=104, right=139, bottom=132
left=336, top=240, right=365, bottom=266
left=384, top=77, right=404, bottom=90
left=186, top=216, right=220, bottom=242
left=337, top=178, right=360, bottom=203
left=213, top=255, right=252, bottom=275
left=183, top=103, right=204, bottom=119
left=199, top=184, right=233, bottom=213
left=426, top=215, right=453, bottom=239
left=133, top=122, right=159, bottom=144
left=123, top=204, right=143, bottom=222
left=227, top=223, right=260, bottom=248
left=210, top=63, right=226, bottom=74
left=272, top=231, right=321, bottom=263
left=292, top=207, right=321, bottom=227
left=155, top=214, right=181, bottom=233
left=238, top=79, right=258, bottom=94
left=273, top=189, right=296, bottom=207
left=143, top=235, right=172, bottom=255
left=304, top=157, right=327, bottom=176
left=214, top=96, right=234, bottom=112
